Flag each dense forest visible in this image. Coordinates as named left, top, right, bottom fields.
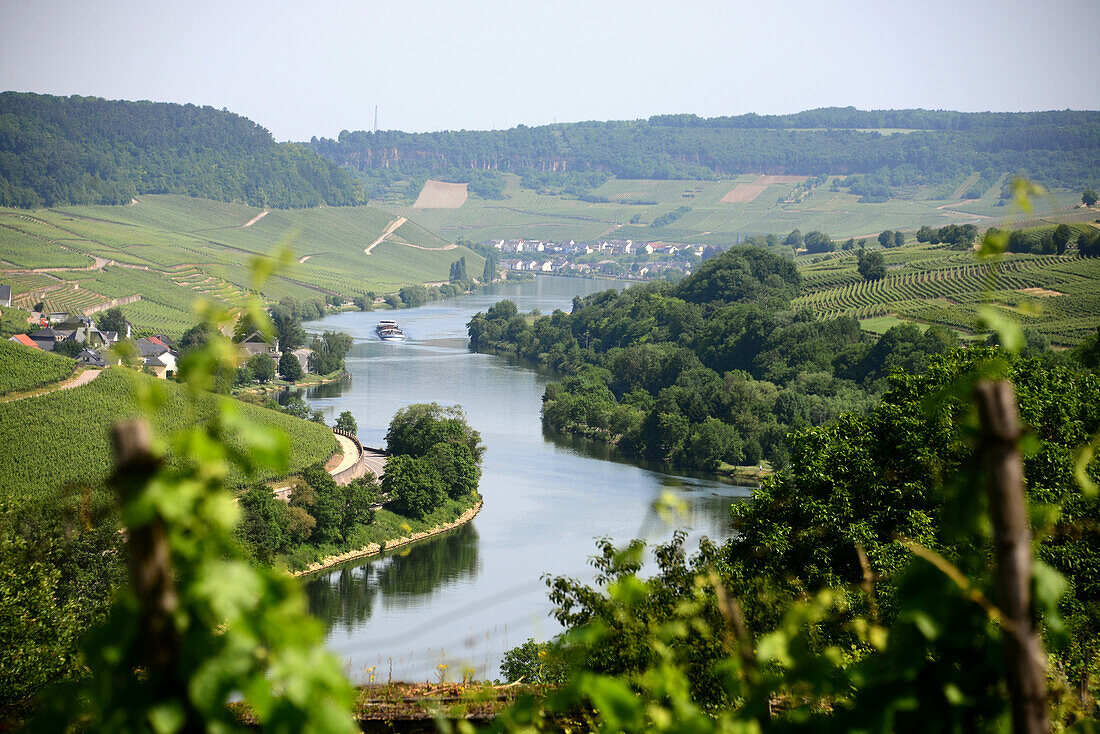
left=308, top=107, right=1100, bottom=200
left=0, top=92, right=366, bottom=207
left=468, top=247, right=977, bottom=470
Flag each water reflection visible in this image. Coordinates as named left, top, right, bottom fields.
left=305, top=523, right=480, bottom=633
left=298, top=276, right=750, bottom=681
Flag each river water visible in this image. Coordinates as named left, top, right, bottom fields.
left=299, top=276, right=750, bottom=683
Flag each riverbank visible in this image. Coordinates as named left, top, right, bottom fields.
left=290, top=496, right=483, bottom=577
left=234, top=369, right=347, bottom=398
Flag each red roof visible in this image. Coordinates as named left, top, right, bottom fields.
left=11, top=334, right=40, bottom=349
left=147, top=336, right=166, bottom=349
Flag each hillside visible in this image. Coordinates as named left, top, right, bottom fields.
left=0, top=367, right=337, bottom=507
left=308, top=108, right=1100, bottom=205
left=0, top=92, right=366, bottom=208
left=0, top=195, right=483, bottom=336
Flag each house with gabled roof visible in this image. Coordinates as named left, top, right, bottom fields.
left=8, top=333, right=40, bottom=349
left=239, top=331, right=278, bottom=358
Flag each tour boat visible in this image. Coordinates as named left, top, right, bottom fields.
left=376, top=319, right=406, bottom=341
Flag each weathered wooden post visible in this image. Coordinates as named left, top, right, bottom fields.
left=111, top=419, right=181, bottom=689
left=975, top=380, right=1049, bottom=734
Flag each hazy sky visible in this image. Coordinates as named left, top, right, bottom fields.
left=3, top=0, right=1098, bottom=141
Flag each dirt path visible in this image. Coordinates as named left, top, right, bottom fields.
left=243, top=211, right=269, bottom=228
left=364, top=217, right=407, bottom=255
left=0, top=368, right=102, bottom=404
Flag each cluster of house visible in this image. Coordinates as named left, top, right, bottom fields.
left=7, top=312, right=182, bottom=377
left=488, top=239, right=704, bottom=279
left=238, top=331, right=313, bottom=375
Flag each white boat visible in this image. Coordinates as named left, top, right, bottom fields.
left=376, top=320, right=406, bottom=341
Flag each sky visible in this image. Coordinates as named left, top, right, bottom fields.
left=2, top=0, right=1099, bottom=141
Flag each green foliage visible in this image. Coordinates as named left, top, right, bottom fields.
left=427, top=441, right=482, bottom=498
left=278, top=350, right=303, bottom=381
left=94, top=307, right=128, bottom=335
left=308, top=331, right=352, bottom=375
left=500, top=639, right=569, bottom=685
left=0, top=368, right=336, bottom=508
left=1084, top=189, right=1098, bottom=207
left=334, top=410, right=357, bottom=434
left=469, top=263, right=953, bottom=471
left=0, top=91, right=365, bottom=208
left=22, top=287, right=359, bottom=731
left=856, top=247, right=886, bottom=281
left=504, top=349, right=1100, bottom=731
left=247, top=352, right=275, bottom=383
left=0, top=339, right=75, bottom=395
left=385, top=402, right=485, bottom=461
left=310, top=109, right=1100, bottom=196
left=381, top=454, right=447, bottom=520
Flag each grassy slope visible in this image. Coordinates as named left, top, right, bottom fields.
left=0, top=367, right=337, bottom=507
left=0, top=340, right=75, bottom=395
left=0, top=195, right=484, bottom=336
left=389, top=173, right=1074, bottom=245
left=794, top=235, right=1100, bottom=346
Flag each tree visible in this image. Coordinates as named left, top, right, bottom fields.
left=1083, top=188, right=1098, bottom=206
left=1053, top=223, right=1073, bottom=255
left=352, top=296, right=371, bottom=311
left=234, top=366, right=254, bottom=386
left=334, top=410, right=357, bottom=434
left=278, top=350, right=303, bottom=381
left=279, top=395, right=311, bottom=420
left=248, top=352, right=275, bottom=383
left=428, top=441, right=481, bottom=498
left=449, top=256, right=468, bottom=282
left=385, top=402, right=485, bottom=460
left=784, top=229, right=803, bottom=248
left=878, top=230, right=896, bottom=248
left=893, top=230, right=905, bottom=247
left=856, top=248, right=887, bottom=281
left=53, top=338, right=83, bottom=357
left=381, top=455, right=446, bottom=519
left=95, top=306, right=128, bottom=335
left=482, top=255, right=497, bottom=283
left=803, top=230, right=834, bottom=253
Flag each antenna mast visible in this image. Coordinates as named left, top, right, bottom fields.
left=374, top=105, right=378, bottom=133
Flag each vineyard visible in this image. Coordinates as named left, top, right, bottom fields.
left=0, top=340, right=75, bottom=395
left=0, top=367, right=338, bottom=507
left=795, top=243, right=1100, bottom=345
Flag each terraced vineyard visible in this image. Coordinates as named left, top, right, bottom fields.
left=0, top=195, right=483, bottom=336
left=795, top=243, right=1100, bottom=345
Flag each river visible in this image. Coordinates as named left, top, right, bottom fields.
left=299, top=276, right=750, bottom=683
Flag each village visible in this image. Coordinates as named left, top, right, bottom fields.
left=5, top=303, right=312, bottom=383
left=487, top=237, right=708, bottom=279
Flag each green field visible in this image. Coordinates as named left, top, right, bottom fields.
left=0, top=340, right=75, bottom=395
left=795, top=239, right=1100, bottom=346
left=0, top=195, right=483, bottom=336
left=0, top=367, right=338, bottom=507
left=382, top=173, right=1075, bottom=245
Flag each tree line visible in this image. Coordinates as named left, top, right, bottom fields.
left=0, top=92, right=366, bottom=208
left=308, top=108, right=1100, bottom=201
left=468, top=247, right=969, bottom=470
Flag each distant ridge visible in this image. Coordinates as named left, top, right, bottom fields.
left=0, top=92, right=366, bottom=209
left=308, top=107, right=1100, bottom=199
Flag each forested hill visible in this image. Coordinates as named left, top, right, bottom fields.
left=0, top=92, right=366, bottom=208
left=308, top=107, right=1100, bottom=198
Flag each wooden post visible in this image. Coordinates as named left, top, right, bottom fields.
left=975, top=380, right=1049, bottom=734
left=111, top=420, right=179, bottom=679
